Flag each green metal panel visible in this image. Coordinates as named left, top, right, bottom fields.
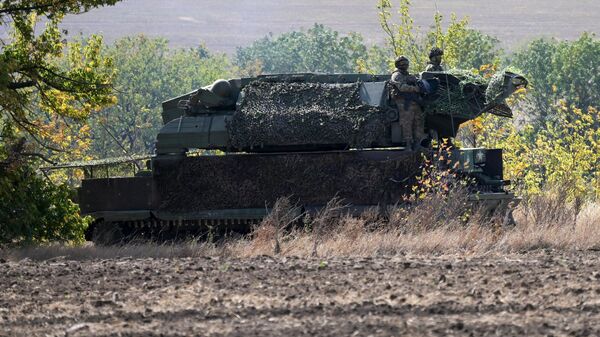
left=155, top=115, right=232, bottom=154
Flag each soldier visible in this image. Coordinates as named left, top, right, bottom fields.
left=390, top=56, right=425, bottom=150
left=425, top=47, right=444, bottom=72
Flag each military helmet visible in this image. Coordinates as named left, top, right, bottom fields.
left=429, top=47, right=444, bottom=58
left=394, top=55, right=410, bottom=68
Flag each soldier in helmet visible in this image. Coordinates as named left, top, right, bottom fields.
left=390, top=56, right=425, bottom=150
left=425, top=47, right=444, bottom=72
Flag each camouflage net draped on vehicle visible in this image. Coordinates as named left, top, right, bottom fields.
left=485, top=71, right=508, bottom=104
left=227, top=81, right=387, bottom=149
left=157, top=151, right=422, bottom=211
left=425, top=69, right=510, bottom=118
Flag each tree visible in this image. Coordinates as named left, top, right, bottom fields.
left=235, top=24, right=368, bottom=74
left=510, top=34, right=600, bottom=125
left=469, top=34, right=600, bottom=200
left=0, top=0, right=121, bottom=245
left=88, top=36, right=234, bottom=157
left=0, top=161, right=89, bottom=245
left=473, top=101, right=600, bottom=201
left=1, top=0, right=118, bottom=160
left=376, top=0, right=502, bottom=72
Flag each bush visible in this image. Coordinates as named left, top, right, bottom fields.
left=0, top=163, right=89, bottom=246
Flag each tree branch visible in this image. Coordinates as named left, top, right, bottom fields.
left=7, top=80, right=36, bottom=89
left=36, top=64, right=111, bottom=90
left=8, top=109, right=66, bottom=153
left=21, top=152, right=57, bottom=165
left=0, top=3, right=55, bottom=15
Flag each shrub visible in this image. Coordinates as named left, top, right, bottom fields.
left=0, top=163, right=90, bottom=246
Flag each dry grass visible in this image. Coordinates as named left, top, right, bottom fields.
left=231, top=188, right=600, bottom=257
left=2, top=189, right=599, bottom=261
left=0, top=242, right=224, bottom=261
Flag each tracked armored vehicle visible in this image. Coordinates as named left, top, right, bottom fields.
left=68, top=71, right=527, bottom=243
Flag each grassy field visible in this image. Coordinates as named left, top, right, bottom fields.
left=59, top=0, right=600, bottom=53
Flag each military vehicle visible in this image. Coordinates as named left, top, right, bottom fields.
left=50, top=71, right=527, bottom=243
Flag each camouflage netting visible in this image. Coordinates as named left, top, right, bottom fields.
left=227, top=81, right=387, bottom=149
left=156, top=152, right=422, bottom=211
left=427, top=69, right=511, bottom=117
left=426, top=70, right=489, bottom=118
left=446, top=69, right=489, bottom=87
left=485, top=70, right=507, bottom=104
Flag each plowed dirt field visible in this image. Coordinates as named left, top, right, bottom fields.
left=2, top=251, right=600, bottom=336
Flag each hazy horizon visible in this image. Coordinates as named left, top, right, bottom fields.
left=54, top=0, right=600, bottom=53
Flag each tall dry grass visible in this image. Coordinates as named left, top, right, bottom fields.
left=2, top=189, right=599, bottom=261
left=232, top=187, right=600, bottom=257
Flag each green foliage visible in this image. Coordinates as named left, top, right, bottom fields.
left=466, top=33, right=600, bottom=201
left=356, top=45, right=395, bottom=74
left=89, top=35, right=234, bottom=157
left=445, top=27, right=501, bottom=70
left=375, top=0, right=502, bottom=72
left=0, top=159, right=90, bottom=246
left=510, top=33, right=600, bottom=124
left=235, top=24, right=368, bottom=74
left=376, top=2, right=599, bottom=202
left=0, top=1, right=120, bottom=14
left=0, top=1, right=118, bottom=143
left=0, top=0, right=120, bottom=245
left=318, top=261, right=328, bottom=269
left=476, top=102, right=600, bottom=201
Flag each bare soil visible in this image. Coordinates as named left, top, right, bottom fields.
left=2, top=251, right=600, bottom=336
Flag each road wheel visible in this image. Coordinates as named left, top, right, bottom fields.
left=92, top=221, right=124, bottom=246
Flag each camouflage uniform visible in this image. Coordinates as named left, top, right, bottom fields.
left=390, top=57, right=425, bottom=148
left=425, top=63, right=444, bottom=72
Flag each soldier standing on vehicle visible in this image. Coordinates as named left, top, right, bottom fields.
left=425, top=47, right=445, bottom=72
left=390, top=56, right=425, bottom=150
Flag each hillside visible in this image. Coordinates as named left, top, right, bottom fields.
left=60, top=0, right=600, bottom=53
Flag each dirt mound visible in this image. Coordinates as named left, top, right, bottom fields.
left=227, top=81, right=387, bottom=150
left=156, top=151, right=421, bottom=211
